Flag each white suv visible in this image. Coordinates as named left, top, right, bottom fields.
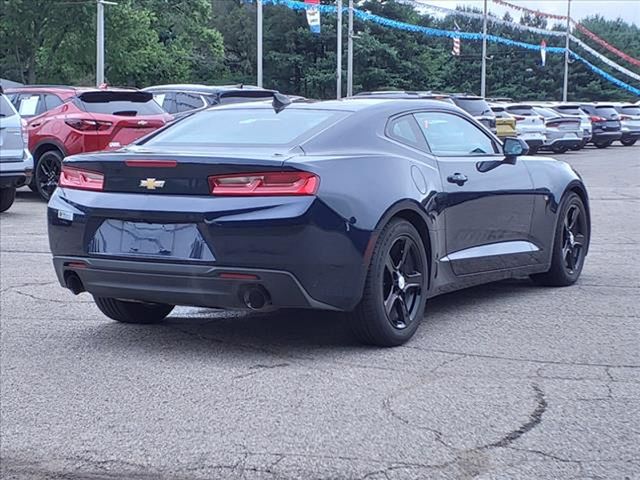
left=0, top=90, right=33, bottom=212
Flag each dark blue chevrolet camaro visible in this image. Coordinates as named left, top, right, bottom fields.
left=47, top=98, right=590, bottom=346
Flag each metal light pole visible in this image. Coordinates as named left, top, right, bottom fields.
left=480, top=0, right=487, bottom=97
left=562, top=0, right=571, bottom=101
left=257, top=0, right=263, bottom=87
left=336, top=0, right=343, bottom=99
left=346, top=0, right=354, bottom=97
left=96, top=0, right=116, bottom=87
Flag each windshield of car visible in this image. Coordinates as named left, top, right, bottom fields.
left=594, top=106, right=618, bottom=117
left=77, top=91, right=165, bottom=116
left=0, top=95, right=16, bottom=118
left=505, top=105, right=535, bottom=116
left=553, top=105, right=583, bottom=115
left=619, top=105, right=640, bottom=115
left=533, top=107, right=558, bottom=118
left=142, top=108, right=347, bottom=147
left=453, top=98, right=493, bottom=116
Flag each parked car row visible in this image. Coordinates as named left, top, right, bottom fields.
left=1, top=82, right=638, bottom=210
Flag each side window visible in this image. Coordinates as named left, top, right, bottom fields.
left=153, top=92, right=177, bottom=113
left=15, top=94, right=42, bottom=117
left=175, top=92, right=205, bottom=112
left=414, top=111, right=498, bottom=156
left=44, top=94, right=63, bottom=111
left=386, top=115, right=425, bottom=150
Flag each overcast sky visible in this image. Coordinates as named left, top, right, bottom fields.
left=427, top=1, right=640, bottom=26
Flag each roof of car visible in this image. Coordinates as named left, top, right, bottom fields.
left=211, top=97, right=463, bottom=115
left=142, top=84, right=274, bottom=94
left=4, top=85, right=142, bottom=95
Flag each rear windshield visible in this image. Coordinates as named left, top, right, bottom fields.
left=0, top=95, right=16, bottom=118
left=618, top=105, right=640, bottom=115
left=594, top=106, right=618, bottom=117
left=506, top=105, right=534, bottom=116
left=77, top=91, right=164, bottom=116
left=143, top=108, right=347, bottom=147
left=452, top=98, right=492, bottom=116
left=553, top=105, right=583, bottom=115
left=534, top=107, right=558, bottom=118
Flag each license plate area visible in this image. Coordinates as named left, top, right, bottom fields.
left=89, top=220, right=215, bottom=261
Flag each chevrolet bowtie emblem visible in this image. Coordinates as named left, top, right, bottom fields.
left=139, top=178, right=165, bottom=190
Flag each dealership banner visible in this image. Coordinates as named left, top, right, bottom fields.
left=305, top=0, right=321, bottom=34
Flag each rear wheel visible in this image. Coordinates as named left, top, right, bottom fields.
left=621, top=138, right=637, bottom=146
left=594, top=140, right=612, bottom=149
left=349, top=219, right=428, bottom=347
left=35, top=149, right=63, bottom=201
left=531, top=193, right=588, bottom=287
left=93, top=296, right=174, bottom=324
left=0, top=187, right=17, bottom=213
left=552, top=145, right=568, bottom=154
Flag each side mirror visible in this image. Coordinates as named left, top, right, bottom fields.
left=503, top=137, right=529, bottom=158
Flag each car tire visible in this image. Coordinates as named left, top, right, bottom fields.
left=552, top=145, right=568, bottom=154
left=594, top=141, right=612, bottom=149
left=349, top=219, right=428, bottom=347
left=530, top=192, right=589, bottom=287
left=35, top=149, right=63, bottom=201
left=0, top=187, right=17, bottom=213
left=93, top=296, right=174, bottom=324
left=621, top=139, right=637, bottom=146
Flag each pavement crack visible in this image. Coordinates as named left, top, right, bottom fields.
left=481, top=384, right=547, bottom=450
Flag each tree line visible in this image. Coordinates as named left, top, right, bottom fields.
left=1, top=0, right=639, bottom=101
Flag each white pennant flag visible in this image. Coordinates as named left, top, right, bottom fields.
left=305, top=0, right=321, bottom=34
left=540, top=40, right=547, bottom=67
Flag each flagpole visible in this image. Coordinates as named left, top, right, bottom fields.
left=337, top=0, right=343, bottom=99
left=480, top=0, right=487, bottom=97
left=347, top=0, right=354, bottom=97
left=562, top=0, right=571, bottom=101
left=257, top=0, right=263, bottom=88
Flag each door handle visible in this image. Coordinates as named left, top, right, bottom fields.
left=447, top=173, right=468, bottom=186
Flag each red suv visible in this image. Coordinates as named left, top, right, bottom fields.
left=5, top=86, right=172, bottom=199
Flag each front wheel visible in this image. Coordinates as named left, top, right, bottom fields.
left=621, top=138, right=637, bottom=146
left=531, top=192, right=589, bottom=287
left=0, top=187, right=17, bottom=213
left=93, top=296, right=174, bottom=324
left=349, top=219, right=428, bottom=347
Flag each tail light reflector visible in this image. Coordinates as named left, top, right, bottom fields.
left=209, top=171, right=319, bottom=196
left=513, top=115, right=526, bottom=122
left=59, top=165, right=104, bottom=191
left=589, top=115, right=606, bottom=123
left=65, top=119, right=113, bottom=131
left=20, top=118, right=29, bottom=144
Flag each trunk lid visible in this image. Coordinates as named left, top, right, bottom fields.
left=63, top=149, right=292, bottom=195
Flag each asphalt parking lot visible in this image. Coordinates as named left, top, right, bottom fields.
left=1, top=145, right=639, bottom=480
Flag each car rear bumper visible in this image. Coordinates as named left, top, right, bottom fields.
left=47, top=188, right=370, bottom=311
left=0, top=150, right=33, bottom=187
left=621, top=131, right=640, bottom=141
left=53, top=256, right=340, bottom=311
left=591, top=131, right=622, bottom=143
left=543, top=137, right=582, bottom=149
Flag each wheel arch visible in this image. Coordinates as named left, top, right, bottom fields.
left=32, top=140, right=67, bottom=162
left=565, top=181, right=591, bottom=249
left=370, top=200, right=434, bottom=288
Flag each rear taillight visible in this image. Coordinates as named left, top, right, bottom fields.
left=513, top=115, right=526, bottom=122
left=589, top=115, right=606, bottom=123
left=65, top=119, right=113, bottom=131
left=208, top=171, right=319, bottom=196
left=546, top=122, right=561, bottom=128
left=20, top=119, right=29, bottom=144
left=59, top=165, right=104, bottom=191
left=619, top=115, right=631, bottom=121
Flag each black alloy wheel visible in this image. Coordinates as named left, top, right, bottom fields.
left=594, top=140, right=612, bottom=149
left=560, top=204, right=587, bottom=275
left=531, top=192, right=588, bottom=287
left=552, top=145, right=568, bottom=154
left=350, top=219, right=428, bottom=347
left=621, top=138, right=637, bottom=146
left=35, top=150, right=63, bottom=201
left=382, top=236, right=425, bottom=330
